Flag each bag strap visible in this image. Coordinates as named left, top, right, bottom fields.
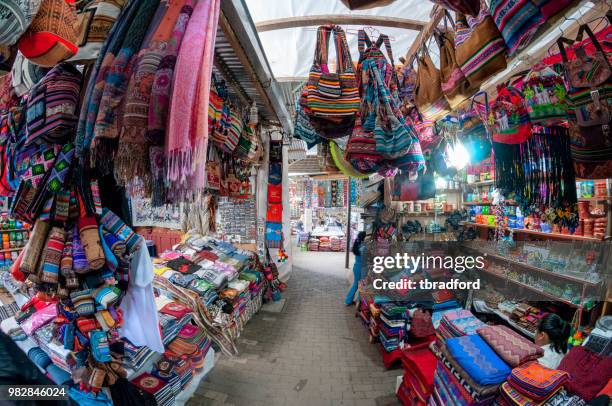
left=333, top=26, right=353, bottom=74
left=358, top=29, right=373, bottom=56
left=576, top=23, right=608, bottom=57
left=314, top=25, right=333, bottom=67
left=375, top=34, right=395, bottom=66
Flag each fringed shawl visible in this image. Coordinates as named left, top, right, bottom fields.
left=166, top=0, right=220, bottom=197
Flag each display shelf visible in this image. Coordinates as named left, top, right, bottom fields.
left=492, top=309, right=536, bottom=339
left=479, top=250, right=600, bottom=286
left=461, top=221, right=604, bottom=241
left=466, top=180, right=494, bottom=187
left=578, top=196, right=612, bottom=202
left=437, top=189, right=462, bottom=194
left=399, top=211, right=453, bottom=217
left=0, top=228, right=30, bottom=232
left=0, top=247, right=25, bottom=253
left=509, top=279, right=581, bottom=308
left=463, top=201, right=518, bottom=206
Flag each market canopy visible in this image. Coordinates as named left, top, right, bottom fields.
left=244, top=0, right=436, bottom=81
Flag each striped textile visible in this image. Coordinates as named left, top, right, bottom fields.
left=41, top=227, right=66, bottom=284
left=25, top=64, right=82, bottom=146
left=489, top=0, right=543, bottom=55
left=477, top=325, right=543, bottom=367
left=100, top=207, right=140, bottom=253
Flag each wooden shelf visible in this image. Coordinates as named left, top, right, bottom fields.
left=461, top=221, right=605, bottom=242
left=399, top=211, right=453, bottom=217
left=578, top=196, right=611, bottom=202
left=0, top=228, right=29, bottom=233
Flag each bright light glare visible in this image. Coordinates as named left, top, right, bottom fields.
left=448, top=140, right=470, bottom=170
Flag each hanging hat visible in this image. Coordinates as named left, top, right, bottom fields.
left=17, top=0, right=78, bottom=67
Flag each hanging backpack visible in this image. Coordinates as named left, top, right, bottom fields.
left=70, top=0, right=126, bottom=61
left=414, top=45, right=451, bottom=122
left=559, top=24, right=612, bottom=179
left=435, top=15, right=476, bottom=109
left=0, top=0, right=42, bottom=46
left=454, top=0, right=507, bottom=90
left=430, top=0, right=481, bottom=16
left=490, top=84, right=532, bottom=144
left=305, top=25, right=359, bottom=121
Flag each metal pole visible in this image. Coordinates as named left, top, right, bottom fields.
left=345, top=179, right=352, bottom=269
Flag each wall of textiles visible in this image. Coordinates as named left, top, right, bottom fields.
left=265, top=141, right=284, bottom=248
left=0, top=0, right=284, bottom=402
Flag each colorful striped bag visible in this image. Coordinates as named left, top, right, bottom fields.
left=558, top=24, right=612, bottom=179
left=489, top=0, right=544, bottom=56
left=454, top=0, right=507, bottom=90
left=305, top=25, right=359, bottom=120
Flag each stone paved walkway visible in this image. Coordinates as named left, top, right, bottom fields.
left=188, top=249, right=402, bottom=406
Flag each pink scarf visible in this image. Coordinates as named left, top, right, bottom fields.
left=167, top=0, right=220, bottom=194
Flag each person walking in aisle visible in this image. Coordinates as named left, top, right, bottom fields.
left=345, top=231, right=366, bottom=305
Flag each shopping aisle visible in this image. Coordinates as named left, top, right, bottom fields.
left=189, top=249, right=401, bottom=406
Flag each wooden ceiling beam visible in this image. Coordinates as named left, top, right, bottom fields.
left=403, top=6, right=444, bottom=66
left=256, top=15, right=427, bottom=32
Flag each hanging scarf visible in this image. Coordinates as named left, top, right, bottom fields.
left=115, top=1, right=186, bottom=189
left=166, top=0, right=220, bottom=194
left=147, top=1, right=195, bottom=146
left=89, top=0, right=161, bottom=174
left=493, top=127, right=577, bottom=213
left=76, top=0, right=140, bottom=160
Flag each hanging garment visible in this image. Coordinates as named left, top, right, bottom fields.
left=116, top=0, right=187, bottom=189
left=166, top=0, right=220, bottom=194
left=119, top=237, right=164, bottom=354
left=414, top=47, right=451, bottom=122
left=147, top=1, right=196, bottom=147
left=76, top=0, right=141, bottom=158
left=90, top=0, right=161, bottom=174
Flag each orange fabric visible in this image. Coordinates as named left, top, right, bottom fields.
left=597, top=378, right=612, bottom=397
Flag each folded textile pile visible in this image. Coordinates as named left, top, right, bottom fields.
left=431, top=306, right=463, bottom=329
left=123, top=341, right=157, bottom=371
left=308, top=238, right=319, bottom=251
left=430, top=341, right=500, bottom=405
left=378, top=302, right=410, bottom=352
left=397, top=343, right=437, bottom=405
left=446, top=334, right=512, bottom=386
left=437, top=309, right=485, bottom=339
left=510, top=303, right=545, bottom=335
left=477, top=325, right=543, bottom=367
left=498, top=362, right=569, bottom=405
left=132, top=372, right=175, bottom=406
left=318, top=236, right=331, bottom=251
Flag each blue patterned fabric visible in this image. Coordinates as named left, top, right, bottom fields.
left=446, top=334, right=511, bottom=385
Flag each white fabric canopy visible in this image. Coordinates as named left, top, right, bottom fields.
left=245, top=0, right=435, bottom=79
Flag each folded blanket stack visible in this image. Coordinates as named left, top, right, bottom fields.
left=498, top=362, right=569, bottom=405
left=132, top=372, right=175, bottom=406
left=430, top=341, right=500, bottom=405
left=437, top=309, right=485, bottom=340
left=477, top=325, right=543, bottom=367
left=378, top=302, right=410, bottom=353
left=397, top=343, right=437, bottom=406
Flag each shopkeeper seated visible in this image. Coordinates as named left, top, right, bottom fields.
left=535, top=314, right=571, bottom=369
